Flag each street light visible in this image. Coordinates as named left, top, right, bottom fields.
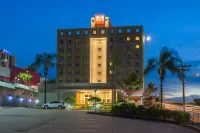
left=35, top=99, right=39, bottom=104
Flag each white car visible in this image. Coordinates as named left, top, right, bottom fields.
left=43, top=101, right=65, bottom=109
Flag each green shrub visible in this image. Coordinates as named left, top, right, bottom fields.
left=195, top=100, right=200, bottom=106
left=117, top=100, right=127, bottom=104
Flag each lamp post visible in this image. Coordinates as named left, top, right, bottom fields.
left=94, top=88, right=97, bottom=112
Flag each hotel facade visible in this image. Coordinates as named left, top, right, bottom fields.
left=39, top=15, right=145, bottom=105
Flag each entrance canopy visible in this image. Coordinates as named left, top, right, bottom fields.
left=56, top=83, right=113, bottom=89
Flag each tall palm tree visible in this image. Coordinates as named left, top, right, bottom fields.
left=29, top=53, right=56, bottom=104
left=110, top=53, right=122, bottom=106
left=145, top=46, right=181, bottom=109
left=123, top=71, right=142, bottom=100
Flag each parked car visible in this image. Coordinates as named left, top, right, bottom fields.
left=43, top=101, right=65, bottom=109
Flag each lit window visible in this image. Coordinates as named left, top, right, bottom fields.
left=136, top=45, right=140, bottom=49
left=109, top=62, right=112, bottom=66
left=135, top=37, right=140, bottom=40
left=98, top=56, right=101, bottom=59
left=101, top=30, right=105, bottom=34
left=127, top=37, right=131, bottom=41
left=93, top=30, right=97, bottom=34
left=68, top=32, right=72, bottom=36
left=109, top=70, right=112, bottom=74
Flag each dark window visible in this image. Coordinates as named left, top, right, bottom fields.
left=84, top=30, right=89, bottom=35
left=60, top=80, right=62, bottom=83
left=85, top=79, right=88, bottom=82
left=76, top=31, right=80, bottom=35
left=98, top=48, right=101, bottom=51
left=127, top=61, right=131, bottom=65
left=127, top=44, right=131, bottom=49
left=98, top=56, right=101, bottom=59
left=68, top=63, right=72, bottom=67
left=136, top=61, right=139, bottom=64
left=136, top=28, right=140, bottom=32
left=109, top=29, right=114, bottom=34
left=98, top=80, right=101, bottom=83
left=75, top=71, right=79, bottom=75
left=136, top=53, right=139, bottom=57
left=136, top=70, right=139, bottom=73
left=110, top=38, right=113, bottom=42
left=126, top=29, right=131, bottom=33
left=98, top=72, right=102, bottom=75
left=67, top=79, right=71, bottom=82
left=117, top=36, right=123, bottom=41
left=98, top=64, right=101, bottom=67
left=76, top=55, right=80, bottom=59
left=118, top=29, right=122, bottom=33
left=60, top=40, right=64, bottom=44
left=68, top=32, right=72, bottom=36
left=75, top=63, right=80, bottom=67
left=67, top=47, right=72, bottom=52
left=60, top=32, right=64, bottom=36
left=68, top=54, right=72, bottom=59
left=67, top=71, right=71, bottom=75
left=76, top=39, right=81, bottom=43
left=128, top=53, right=131, bottom=57
left=75, top=79, right=80, bottom=82
left=76, top=47, right=80, bottom=51
left=68, top=39, right=72, bottom=43
left=92, top=20, right=94, bottom=22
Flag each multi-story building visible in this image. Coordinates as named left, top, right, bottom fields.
left=0, top=49, right=16, bottom=68
left=54, top=14, right=144, bottom=105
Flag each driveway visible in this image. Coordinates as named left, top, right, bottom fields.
left=0, top=108, right=198, bottom=133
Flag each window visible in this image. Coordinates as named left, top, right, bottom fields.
left=67, top=71, right=71, bottom=75
left=68, top=63, right=72, bottom=67
left=76, top=55, right=80, bottom=59
left=109, top=70, right=112, bottom=74
left=136, top=45, right=140, bottom=49
left=60, top=40, right=64, bottom=44
left=68, top=39, right=72, bottom=43
left=110, top=38, right=113, bottom=42
left=128, top=53, right=131, bottom=57
left=136, top=70, right=139, bottom=73
left=76, top=39, right=80, bottom=43
left=76, top=31, right=80, bottom=35
left=75, top=79, right=80, bottom=82
left=75, top=71, right=79, bottom=75
left=117, top=36, right=123, bottom=41
left=98, top=64, right=101, bottom=67
left=101, top=29, right=105, bottom=34
left=127, top=61, right=131, bottom=65
left=136, top=28, right=140, bottom=32
left=98, top=56, right=101, bottom=59
left=127, top=44, right=131, bottom=49
left=76, top=47, right=80, bottom=51
left=98, top=72, right=102, bottom=75
left=93, top=30, right=97, bottom=34
left=126, top=29, right=131, bottom=33
left=60, top=32, right=64, bottom=36
left=126, top=37, right=131, bottom=41
left=136, top=61, right=139, bottom=64
left=109, top=29, right=114, bottom=34
left=60, top=80, right=62, bottom=83
left=75, top=63, right=80, bottom=67
left=59, top=71, right=63, bottom=75
left=98, top=80, right=101, bottom=83
left=98, top=48, right=101, bottom=52
left=110, top=44, right=113, bottom=49
left=118, top=29, right=122, bottom=33
left=68, top=32, right=72, bottom=36
left=109, top=62, right=112, bottom=66
left=67, top=54, right=72, bottom=59
left=135, top=37, right=140, bottom=40
left=67, top=79, right=71, bottom=82
left=84, top=30, right=88, bottom=35
left=136, top=53, right=139, bottom=57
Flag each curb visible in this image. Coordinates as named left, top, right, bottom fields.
left=87, top=112, right=200, bottom=132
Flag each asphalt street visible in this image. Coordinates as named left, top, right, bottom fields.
left=0, top=108, right=198, bottom=133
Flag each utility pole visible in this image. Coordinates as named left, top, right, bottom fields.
left=179, top=64, right=192, bottom=112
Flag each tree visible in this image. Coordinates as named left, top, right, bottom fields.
left=29, top=53, right=56, bottom=104
left=17, top=72, right=33, bottom=83
left=123, top=71, right=142, bottom=100
left=144, top=82, right=158, bottom=107
left=110, top=54, right=122, bottom=106
left=145, top=46, right=181, bottom=109
left=64, top=97, right=76, bottom=106
left=88, top=97, right=101, bottom=105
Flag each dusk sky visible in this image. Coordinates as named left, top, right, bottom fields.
left=1, top=0, right=200, bottom=101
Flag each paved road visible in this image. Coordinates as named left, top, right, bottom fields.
left=0, top=108, right=198, bottom=133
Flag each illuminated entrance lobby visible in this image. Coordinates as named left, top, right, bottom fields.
left=38, top=14, right=145, bottom=105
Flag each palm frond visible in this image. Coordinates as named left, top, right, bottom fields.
left=144, top=58, right=158, bottom=75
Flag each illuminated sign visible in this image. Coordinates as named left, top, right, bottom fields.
left=95, top=15, right=105, bottom=25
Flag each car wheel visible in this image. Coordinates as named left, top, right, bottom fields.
left=58, top=105, right=62, bottom=109
left=44, top=105, right=48, bottom=109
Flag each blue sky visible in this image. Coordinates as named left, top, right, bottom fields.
left=1, top=0, right=200, bottom=101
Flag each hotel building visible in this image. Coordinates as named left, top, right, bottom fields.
left=39, top=14, right=144, bottom=105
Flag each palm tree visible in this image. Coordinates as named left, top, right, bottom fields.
left=144, top=82, right=158, bottom=106
left=123, top=71, right=142, bottom=100
left=110, top=53, right=122, bottom=106
left=145, top=46, right=181, bottom=109
left=29, top=53, right=56, bottom=104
